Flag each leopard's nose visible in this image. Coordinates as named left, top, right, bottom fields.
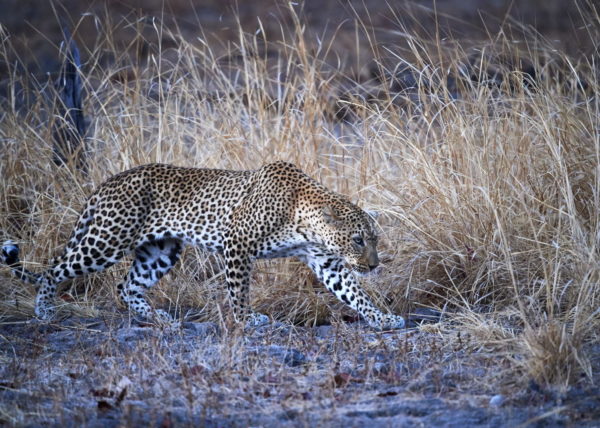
left=367, top=249, right=379, bottom=271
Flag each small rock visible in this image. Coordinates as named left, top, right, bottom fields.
left=171, top=398, right=186, bottom=408
left=372, top=362, right=389, bottom=376
left=250, top=345, right=308, bottom=367
left=116, top=327, right=156, bottom=344
left=406, top=308, right=442, bottom=327
left=270, top=322, right=292, bottom=335
left=314, top=325, right=333, bottom=338
left=472, top=368, right=486, bottom=377
left=489, top=394, right=505, bottom=407
left=282, top=348, right=307, bottom=367
left=182, top=322, right=219, bottom=337
left=247, top=321, right=289, bottom=336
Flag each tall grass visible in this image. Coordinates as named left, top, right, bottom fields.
left=1, top=4, right=598, bottom=390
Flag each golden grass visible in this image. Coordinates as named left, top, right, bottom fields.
left=1, top=4, right=598, bottom=391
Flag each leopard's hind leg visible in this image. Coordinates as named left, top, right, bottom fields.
left=116, top=239, right=183, bottom=323
left=1, top=237, right=121, bottom=319
left=0, top=195, right=116, bottom=319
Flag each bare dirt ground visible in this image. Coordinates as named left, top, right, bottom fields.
left=1, top=313, right=599, bottom=427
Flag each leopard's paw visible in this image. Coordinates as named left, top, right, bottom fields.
left=245, top=312, right=270, bottom=328
left=382, top=314, right=405, bottom=330
left=34, top=303, right=57, bottom=321
left=369, top=313, right=405, bottom=331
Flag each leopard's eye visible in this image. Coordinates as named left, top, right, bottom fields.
left=353, top=236, right=365, bottom=246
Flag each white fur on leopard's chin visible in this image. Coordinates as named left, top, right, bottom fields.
left=352, top=270, right=367, bottom=278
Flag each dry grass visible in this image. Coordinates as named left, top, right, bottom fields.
left=1, top=2, right=599, bottom=396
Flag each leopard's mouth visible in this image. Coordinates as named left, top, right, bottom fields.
left=350, top=263, right=370, bottom=275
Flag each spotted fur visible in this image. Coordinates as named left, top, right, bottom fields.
left=1, top=162, right=405, bottom=330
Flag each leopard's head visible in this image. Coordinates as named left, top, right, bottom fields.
left=312, top=199, right=379, bottom=274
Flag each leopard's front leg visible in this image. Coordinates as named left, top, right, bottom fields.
left=223, top=244, right=269, bottom=328
left=303, top=252, right=405, bottom=330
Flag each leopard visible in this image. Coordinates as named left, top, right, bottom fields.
left=1, top=162, right=405, bottom=330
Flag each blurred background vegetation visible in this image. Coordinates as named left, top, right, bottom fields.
left=0, top=0, right=593, bottom=79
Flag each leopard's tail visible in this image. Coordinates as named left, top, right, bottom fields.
left=1, top=240, right=43, bottom=289
left=1, top=194, right=99, bottom=289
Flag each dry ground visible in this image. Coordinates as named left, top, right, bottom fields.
left=1, top=316, right=599, bottom=427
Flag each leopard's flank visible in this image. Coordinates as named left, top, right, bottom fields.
left=1, top=162, right=405, bottom=330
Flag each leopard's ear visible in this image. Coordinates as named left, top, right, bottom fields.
left=322, top=205, right=341, bottom=225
